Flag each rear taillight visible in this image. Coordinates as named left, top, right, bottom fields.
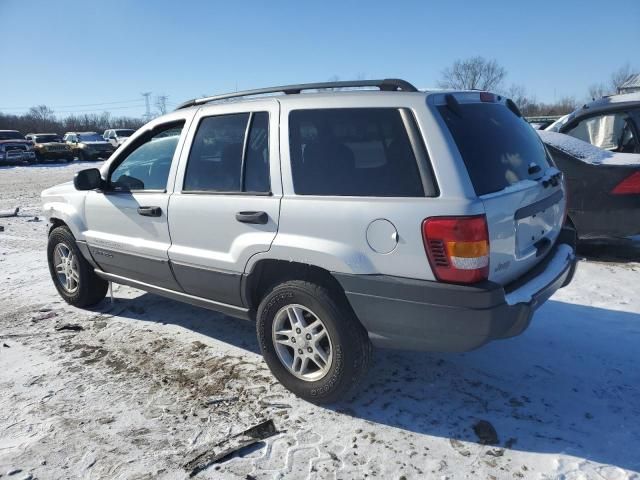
left=611, top=172, right=640, bottom=195
left=422, top=215, right=490, bottom=284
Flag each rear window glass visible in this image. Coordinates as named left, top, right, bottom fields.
left=289, top=108, right=424, bottom=196
left=438, top=102, right=550, bottom=195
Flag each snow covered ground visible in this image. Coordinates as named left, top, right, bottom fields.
left=0, top=162, right=639, bottom=480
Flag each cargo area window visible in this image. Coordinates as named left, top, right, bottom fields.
left=183, top=112, right=270, bottom=193
left=289, top=108, right=427, bottom=197
left=438, top=102, right=551, bottom=196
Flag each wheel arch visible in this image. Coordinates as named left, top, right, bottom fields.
left=242, top=259, right=348, bottom=312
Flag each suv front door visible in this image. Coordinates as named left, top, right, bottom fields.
left=84, top=120, right=189, bottom=290
left=168, top=99, right=280, bottom=306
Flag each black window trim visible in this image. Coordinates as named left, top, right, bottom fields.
left=399, top=108, right=439, bottom=197
left=105, top=119, right=186, bottom=195
left=288, top=106, right=439, bottom=198
left=181, top=111, right=272, bottom=196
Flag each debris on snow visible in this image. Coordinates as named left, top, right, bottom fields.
left=32, top=311, right=57, bottom=322
left=0, top=207, right=19, bottom=218
left=204, top=395, right=239, bottom=406
left=183, top=420, right=277, bottom=476
left=26, top=216, right=40, bottom=222
left=473, top=420, right=499, bottom=445
left=54, top=323, right=84, bottom=332
left=449, top=439, right=471, bottom=457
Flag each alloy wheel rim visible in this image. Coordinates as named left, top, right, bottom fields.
left=272, top=304, right=333, bottom=382
left=53, top=243, right=79, bottom=293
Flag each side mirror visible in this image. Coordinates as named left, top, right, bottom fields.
left=74, top=168, right=103, bottom=191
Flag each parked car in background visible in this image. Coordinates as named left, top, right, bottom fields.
left=527, top=116, right=561, bottom=130
left=25, top=133, right=73, bottom=162
left=63, top=132, right=114, bottom=161
left=0, top=130, right=36, bottom=164
left=103, top=128, right=135, bottom=148
left=539, top=130, right=640, bottom=241
left=43, top=79, right=577, bottom=403
left=546, top=92, right=640, bottom=153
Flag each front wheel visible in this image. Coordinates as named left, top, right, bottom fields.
left=47, top=226, right=108, bottom=307
left=256, top=280, right=372, bottom=403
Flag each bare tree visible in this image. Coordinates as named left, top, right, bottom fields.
left=588, top=82, right=609, bottom=100
left=438, top=56, right=507, bottom=91
left=503, top=84, right=538, bottom=116
left=610, top=63, right=633, bottom=93
left=155, top=95, right=168, bottom=115
left=27, top=105, right=55, bottom=132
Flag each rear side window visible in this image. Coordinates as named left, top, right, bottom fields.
left=438, top=102, right=550, bottom=195
left=184, top=112, right=270, bottom=193
left=289, top=108, right=425, bottom=196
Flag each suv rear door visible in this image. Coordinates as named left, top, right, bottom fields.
left=434, top=93, right=566, bottom=285
left=167, top=99, right=280, bottom=306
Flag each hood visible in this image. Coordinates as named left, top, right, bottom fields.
left=80, top=141, right=111, bottom=146
left=0, top=139, right=30, bottom=145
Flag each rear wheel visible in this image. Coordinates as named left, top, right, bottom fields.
left=256, top=280, right=372, bottom=403
left=47, top=226, right=107, bottom=307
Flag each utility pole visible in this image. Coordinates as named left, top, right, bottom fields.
left=141, top=92, right=152, bottom=121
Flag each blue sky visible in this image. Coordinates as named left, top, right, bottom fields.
left=1, top=0, right=638, bottom=117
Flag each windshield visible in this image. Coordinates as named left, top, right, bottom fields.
left=35, top=134, right=62, bottom=143
left=545, top=114, right=570, bottom=132
left=438, top=102, right=551, bottom=195
left=115, top=129, right=134, bottom=137
left=78, top=133, right=104, bottom=142
left=0, top=131, right=24, bottom=140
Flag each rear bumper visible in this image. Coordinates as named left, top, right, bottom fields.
left=334, top=228, right=577, bottom=352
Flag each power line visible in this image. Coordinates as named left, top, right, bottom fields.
left=0, top=99, right=144, bottom=110
left=54, top=104, right=147, bottom=114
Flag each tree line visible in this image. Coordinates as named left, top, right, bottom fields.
left=0, top=105, right=145, bottom=136
left=438, top=57, right=635, bottom=117
left=1, top=59, right=635, bottom=134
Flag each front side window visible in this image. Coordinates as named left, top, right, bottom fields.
left=289, top=108, right=424, bottom=196
left=566, top=112, right=638, bottom=152
left=183, top=112, right=270, bottom=193
left=110, top=123, right=184, bottom=191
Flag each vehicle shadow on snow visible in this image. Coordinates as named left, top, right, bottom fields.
left=106, top=293, right=640, bottom=472
left=336, top=299, right=640, bottom=472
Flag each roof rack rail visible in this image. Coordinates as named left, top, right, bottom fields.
left=175, top=78, right=418, bottom=110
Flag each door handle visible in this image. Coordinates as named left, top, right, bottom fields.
left=137, top=206, right=162, bottom=217
left=235, top=211, right=268, bottom=224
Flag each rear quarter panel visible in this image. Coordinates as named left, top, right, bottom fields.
left=247, top=92, right=483, bottom=280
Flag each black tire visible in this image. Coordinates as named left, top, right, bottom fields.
left=77, top=150, right=87, bottom=161
left=256, top=280, right=372, bottom=403
left=47, top=226, right=108, bottom=307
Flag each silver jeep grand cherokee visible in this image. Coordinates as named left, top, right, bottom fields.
left=42, top=79, right=577, bottom=403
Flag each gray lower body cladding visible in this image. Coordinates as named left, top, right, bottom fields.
left=333, top=239, right=577, bottom=352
